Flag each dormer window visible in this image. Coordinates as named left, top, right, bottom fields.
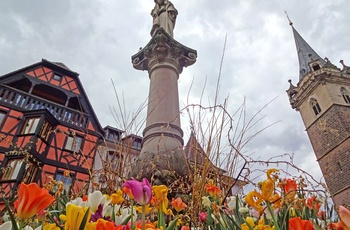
left=53, top=74, right=62, bottom=82
left=309, top=60, right=322, bottom=72
left=310, top=98, right=321, bottom=115
left=312, top=64, right=321, bottom=71
left=341, top=87, right=350, bottom=104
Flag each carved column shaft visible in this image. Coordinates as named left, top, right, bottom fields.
left=130, top=28, right=197, bottom=180
left=142, top=62, right=183, bottom=153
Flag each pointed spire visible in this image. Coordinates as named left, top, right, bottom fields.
left=286, top=15, right=326, bottom=80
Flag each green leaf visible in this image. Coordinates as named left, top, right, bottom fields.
left=267, top=202, right=280, bottom=230
left=78, top=207, right=90, bottom=230
left=234, top=195, right=244, bottom=225
left=165, top=217, right=179, bottom=230
left=3, top=197, right=18, bottom=230
left=121, top=214, right=132, bottom=225
left=206, top=208, right=214, bottom=226
left=157, top=209, right=166, bottom=228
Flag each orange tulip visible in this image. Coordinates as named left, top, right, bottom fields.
left=14, top=182, right=55, bottom=220
left=281, top=178, right=297, bottom=193
left=289, top=217, right=313, bottom=230
left=329, top=205, right=350, bottom=230
left=122, top=186, right=134, bottom=200
left=96, top=219, right=118, bottom=230
left=170, top=197, right=187, bottom=212
left=205, top=183, right=221, bottom=198
left=307, top=196, right=321, bottom=212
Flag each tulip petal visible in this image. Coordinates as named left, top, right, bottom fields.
left=339, top=205, right=350, bottom=228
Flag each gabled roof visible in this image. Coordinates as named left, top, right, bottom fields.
left=290, top=24, right=326, bottom=80
left=184, top=131, right=225, bottom=173
left=0, top=59, right=104, bottom=135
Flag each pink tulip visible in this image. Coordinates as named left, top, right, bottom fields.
left=199, top=212, right=207, bottom=222
left=122, top=178, right=152, bottom=205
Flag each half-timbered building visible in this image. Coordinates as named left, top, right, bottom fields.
left=0, top=59, right=104, bottom=208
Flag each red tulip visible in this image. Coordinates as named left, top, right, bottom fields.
left=122, top=178, right=152, bottom=205
left=282, top=178, right=297, bottom=193
left=289, top=217, right=313, bottom=230
left=14, top=182, right=55, bottom=220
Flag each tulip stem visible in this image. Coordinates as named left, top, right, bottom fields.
left=131, top=200, right=135, bottom=230
left=142, top=204, right=146, bottom=230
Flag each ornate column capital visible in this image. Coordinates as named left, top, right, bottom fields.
left=132, top=28, right=197, bottom=74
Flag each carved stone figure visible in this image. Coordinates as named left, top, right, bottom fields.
left=151, top=0, right=178, bottom=38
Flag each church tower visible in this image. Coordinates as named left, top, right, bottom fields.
left=286, top=20, right=350, bottom=207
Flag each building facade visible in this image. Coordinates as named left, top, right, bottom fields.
left=287, top=23, right=350, bottom=207
left=0, top=59, right=104, bottom=209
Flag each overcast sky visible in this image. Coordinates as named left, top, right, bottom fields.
left=1, top=0, right=349, bottom=187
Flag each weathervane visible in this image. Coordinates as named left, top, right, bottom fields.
left=284, top=11, right=293, bottom=26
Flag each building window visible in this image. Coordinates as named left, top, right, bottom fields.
left=1, top=159, right=23, bottom=180
left=22, top=117, right=40, bottom=134
left=55, top=171, right=72, bottom=193
left=0, top=111, right=6, bottom=126
left=22, top=161, right=38, bottom=183
left=341, top=87, right=350, bottom=104
left=65, top=135, right=83, bottom=152
left=132, top=140, right=142, bottom=150
left=53, top=74, right=62, bottom=82
left=39, top=119, right=53, bottom=141
left=310, top=98, right=322, bottom=115
left=107, top=151, right=121, bottom=171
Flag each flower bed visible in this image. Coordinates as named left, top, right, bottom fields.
left=1, top=168, right=349, bottom=230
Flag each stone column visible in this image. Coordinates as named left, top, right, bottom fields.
left=130, top=28, right=197, bottom=183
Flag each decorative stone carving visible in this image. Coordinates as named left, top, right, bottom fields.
left=132, top=28, right=197, bottom=73
left=340, top=60, right=350, bottom=77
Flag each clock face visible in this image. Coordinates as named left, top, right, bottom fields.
left=316, top=118, right=327, bottom=131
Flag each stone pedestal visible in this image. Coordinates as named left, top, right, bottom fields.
left=129, top=28, right=197, bottom=183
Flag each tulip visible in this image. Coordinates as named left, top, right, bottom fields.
left=152, top=185, right=173, bottom=215
left=289, top=217, right=313, bottom=230
left=60, top=203, right=91, bottom=230
left=205, top=183, right=222, bottom=198
left=14, top=183, right=55, bottom=220
left=43, top=223, right=60, bottom=230
left=201, top=196, right=211, bottom=208
left=111, top=189, right=125, bottom=205
left=0, top=222, right=12, bottom=230
left=170, top=197, right=187, bottom=212
left=199, top=212, right=207, bottom=222
left=307, top=196, right=321, bottom=212
left=96, top=219, right=118, bottom=230
left=281, top=178, right=297, bottom=193
left=122, top=178, right=152, bottom=205
left=329, top=205, right=350, bottom=229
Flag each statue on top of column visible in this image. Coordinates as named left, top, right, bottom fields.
left=150, top=0, right=178, bottom=38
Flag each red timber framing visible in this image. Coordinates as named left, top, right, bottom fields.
left=0, top=59, right=104, bottom=210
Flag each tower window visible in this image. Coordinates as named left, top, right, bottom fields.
left=310, top=98, right=322, bottom=115
left=312, top=64, right=320, bottom=71
left=341, top=87, right=350, bottom=104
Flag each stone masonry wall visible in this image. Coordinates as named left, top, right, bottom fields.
left=306, top=104, right=350, bottom=206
